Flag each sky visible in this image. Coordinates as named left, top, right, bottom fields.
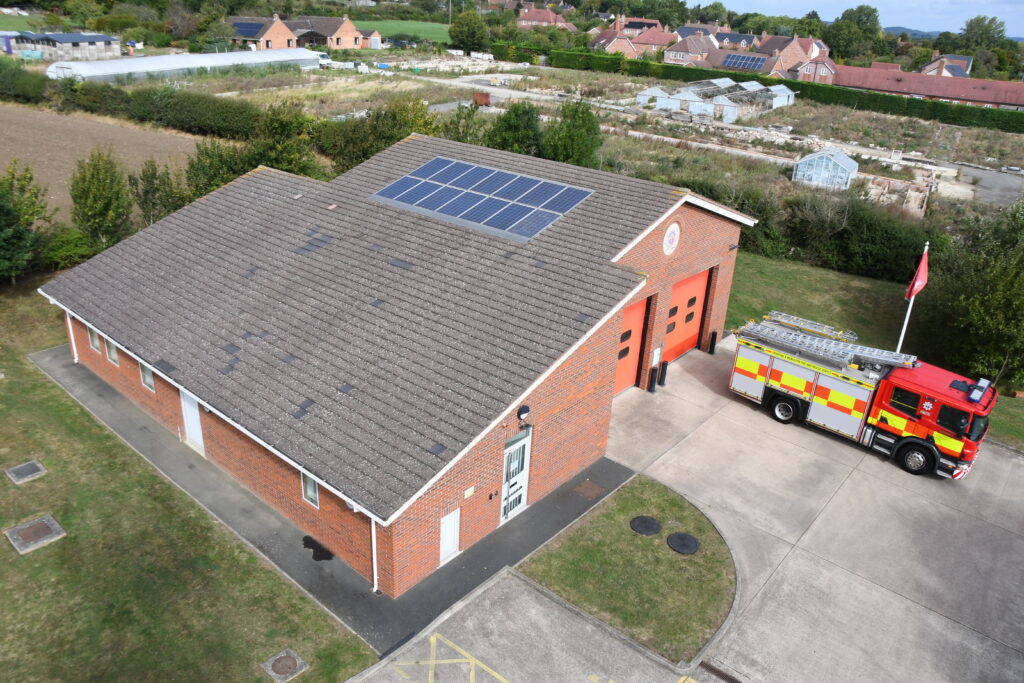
left=720, top=1, right=1024, bottom=37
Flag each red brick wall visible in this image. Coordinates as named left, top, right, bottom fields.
left=66, top=315, right=376, bottom=586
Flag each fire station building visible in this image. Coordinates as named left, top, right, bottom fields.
left=40, top=136, right=754, bottom=597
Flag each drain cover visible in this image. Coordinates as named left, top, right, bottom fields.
left=261, top=649, right=307, bottom=682
left=630, top=515, right=661, bottom=536
left=5, top=460, right=47, bottom=485
left=667, top=532, right=700, bottom=555
left=4, top=514, right=66, bottom=555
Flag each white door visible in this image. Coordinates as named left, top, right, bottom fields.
left=439, top=508, right=460, bottom=565
left=500, top=431, right=531, bottom=523
left=179, top=390, right=205, bottom=455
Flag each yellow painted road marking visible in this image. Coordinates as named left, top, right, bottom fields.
left=391, top=633, right=509, bottom=683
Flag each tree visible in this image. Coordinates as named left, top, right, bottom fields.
left=441, top=103, right=490, bottom=145
left=244, top=103, right=327, bottom=179
left=167, top=2, right=199, bottom=39
left=908, top=46, right=934, bottom=71
left=932, top=31, right=960, bottom=55
left=484, top=102, right=542, bottom=156
left=917, top=200, right=1024, bottom=387
left=823, top=20, right=869, bottom=59
left=541, top=100, right=602, bottom=168
left=64, top=0, right=104, bottom=27
left=798, top=10, right=824, bottom=38
left=837, top=4, right=881, bottom=38
left=449, top=11, right=489, bottom=52
left=0, top=159, right=53, bottom=234
left=128, top=159, right=189, bottom=227
left=960, top=15, right=1005, bottom=52
left=0, top=188, right=37, bottom=284
left=184, top=140, right=253, bottom=197
left=70, top=148, right=134, bottom=248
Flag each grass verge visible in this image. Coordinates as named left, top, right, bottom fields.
left=520, top=476, right=735, bottom=663
left=0, top=274, right=376, bottom=681
left=989, top=397, right=1024, bottom=451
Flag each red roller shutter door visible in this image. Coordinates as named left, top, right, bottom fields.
left=614, top=299, right=648, bottom=394
left=663, top=270, right=709, bottom=363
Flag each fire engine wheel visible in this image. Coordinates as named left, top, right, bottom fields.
left=898, top=444, right=934, bottom=475
left=770, top=397, right=798, bottom=424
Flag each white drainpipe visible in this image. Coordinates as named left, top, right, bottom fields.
left=65, top=312, right=79, bottom=363
left=370, top=518, right=379, bottom=593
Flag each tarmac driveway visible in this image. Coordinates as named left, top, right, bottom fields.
left=609, top=336, right=1024, bottom=682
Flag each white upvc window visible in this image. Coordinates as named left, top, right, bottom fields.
left=104, top=340, right=119, bottom=365
left=140, top=363, right=155, bottom=392
left=88, top=327, right=101, bottom=351
left=301, top=472, right=319, bottom=507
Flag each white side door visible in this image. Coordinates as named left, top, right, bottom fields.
left=179, top=390, right=205, bottom=455
left=500, top=430, right=531, bottom=523
left=439, top=508, right=461, bottom=565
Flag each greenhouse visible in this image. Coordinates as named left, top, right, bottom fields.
left=45, top=48, right=321, bottom=82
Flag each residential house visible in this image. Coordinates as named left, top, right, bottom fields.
left=285, top=15, right=363, bottom=49
left=712, top=31, right=757, bottom=49
left=612, top=17, right=661, bottom=36
left=40, top=135, right=754, bottom=598
left=834, top=65, right=1024, bottom=109
left=920, top=54, right=973, bottom=78
left=664, top=32, right=719, bottom=65
left=359, top=28, right=383, bottom=50
left=228, top=14, right=297, bottom=50
left=679, top=21, right=731, bottom=34
left=792, top=54, right=838, bottom=84
left=14, top=32, right=119, bottom=61
left=793, top=146, right=858, bottom=190
left=631, top=26, right=678, bottom=55
left=517, top=8, right=577, bottom=31
left=755, top=33, right=827, bottom=72
left=589, top=28, right=640, bottom=59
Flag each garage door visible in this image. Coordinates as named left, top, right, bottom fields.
left=662, top=270, right=709, bottom=363
left=614, top=299, right=648, bottom=394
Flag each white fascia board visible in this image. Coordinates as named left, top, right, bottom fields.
left=610, top=193, right=757, bottom=264
left=38, top=290, right=387, bottom=526
left=380, top=276, right=649, bottom=526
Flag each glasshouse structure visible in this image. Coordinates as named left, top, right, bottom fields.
left=45, top=48, right=321, bottom=82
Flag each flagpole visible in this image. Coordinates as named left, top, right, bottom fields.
left=896, top=241, right=929, bottom=353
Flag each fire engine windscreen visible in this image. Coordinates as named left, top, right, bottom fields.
left=968, top=414, right=989, bottom=442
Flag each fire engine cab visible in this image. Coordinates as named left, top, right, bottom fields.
left=730, top=312, right=998, bottom=479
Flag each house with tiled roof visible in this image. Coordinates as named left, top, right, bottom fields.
left=612, top=16, right=661, bottom=36
left=39, top=135, right=754, bottom=598
left=793, top=54, right=838, bottom=84
left=631, top=26, right=679, bottom=54
left=664, top=32, right=718, bottom=65
left=517, top=8, right=577, bottom=31
left=230, top=13, right=378, bottom=50
left=713, top=31, right=757, bottom=49
left=920, top=54, right=973, bottom=78
left=228, top=13, right=297, bottom=50
left=834, top=65, right=1024, bottom=108
left=589, top=28, right=640, bottom=58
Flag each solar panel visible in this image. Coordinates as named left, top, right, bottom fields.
left=722, top=53, right=766, bottom=70
left=409, top=158, right=453, bottom=179
left=517, top=181, right=565, bottom=207
left=372, top=157, right=592, bottom=242
left=377, top=176, right=420, bottom=199
left=542, top=187, right=590, bottom=213
left=509, top=210, right=559, bottom=238
left=233, top=21, right=264, bottom=38
left=437, top=191, right=485, bottom=216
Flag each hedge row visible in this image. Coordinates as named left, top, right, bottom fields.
left=495, top=43, right=1024, bottom=134
left=0, top=62, right=262, bottom=139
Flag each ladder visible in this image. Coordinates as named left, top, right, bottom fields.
left=763, top=311, right=858, bottom=342
left=740, top=320, right=918, bottom=370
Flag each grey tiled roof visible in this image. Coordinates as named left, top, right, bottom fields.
left=40, top=135, right=687, bottom=520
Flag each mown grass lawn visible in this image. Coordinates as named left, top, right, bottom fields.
left=0, top=14, right=34, bottom=30
left=0, top=274, right=376, bottom=681
left=520, top=476, right=735, bottom=663
left=355, top=20, right=450, bottom=43
left=728, top=251, right=1020, bottom=449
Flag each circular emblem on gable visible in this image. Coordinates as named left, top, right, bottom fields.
left=663, top=222, right=680, bottom=256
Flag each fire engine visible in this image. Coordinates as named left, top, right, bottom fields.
left=730, top=312, right=998, bottom=479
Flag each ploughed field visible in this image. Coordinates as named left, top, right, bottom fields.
left=0, top=103, right=201, bottom=219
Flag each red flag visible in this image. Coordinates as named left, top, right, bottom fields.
left=905, top=250, right=928, bottom=300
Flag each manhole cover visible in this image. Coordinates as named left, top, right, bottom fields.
left=667, top=532, right=700, bottom=555
left=5, top=514, right=66, bottom=555
left=261, top=648, right=307, bottom=682
left=630, top=516, right=661, bottom=536
left=572, top=478, right=605, bottom=500
left=271, top=655, right=298, bottom=675
left=5, top=459, right=47, bottom=485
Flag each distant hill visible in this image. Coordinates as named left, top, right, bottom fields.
left=885, top=25, right=1024, bottom=42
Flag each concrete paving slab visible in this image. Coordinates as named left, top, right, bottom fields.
left=657, top=348, right=737, bottom=411
left=31, top=345, right=632, bottom=655
left=798, top=469, right=1024, bottom=653
left=710, top=548, right=1024, bottom=683
left=606, top=387, right=718, bottom=471
left=855, top=440, right=1024, bottom=535
left=354, top=569, right=681, bottom=683
left=646, top=410, right=852, bottom=544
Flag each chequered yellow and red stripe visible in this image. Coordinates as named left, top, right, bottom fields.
left=734, top=355, right=768, bottom=383
left=768, top=368, right=811, bottom=399
left=813, top=385, right=868, bottom=419
left=867, top=408, right=966, bottom=456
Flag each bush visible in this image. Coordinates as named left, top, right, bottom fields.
left=72, top=81, right=131, bottom=117
left=0, top=60, right=48, bottom=104
left=127, top=87, right=261, bottom=139
left=38, top=226, right=96, bottom=270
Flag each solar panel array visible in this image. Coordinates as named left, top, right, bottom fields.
left=233, top=21, right=265, bottom=38
left=722, top=53, right=767, bottom=71
left=373, top=157, right=592, bottom=241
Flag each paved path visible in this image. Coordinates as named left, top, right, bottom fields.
left=609, top=337, right=1024, bottom=682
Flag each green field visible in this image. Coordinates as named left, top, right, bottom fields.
left=728, top=251, right=1020, bottom=448
left=355, top=20, right=450, bottom=43
left=0, top=274, right=376, bottom=681
left=0, top=14, right=34, bottom=30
